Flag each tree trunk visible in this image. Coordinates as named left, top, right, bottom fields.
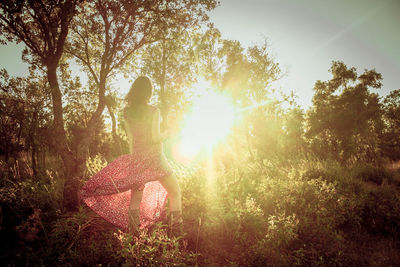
left=46, top=65, right=77, bottom=211
left=106, top=99, right=122, bottom=156
left=31, top=144, right=37, bottom=176
left=160, top=40, right=168, bottom=131
left=30, top=110, right=38, bottom=176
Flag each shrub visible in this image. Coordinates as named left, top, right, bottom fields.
left=116, top=224, right=199, bottom=266
left=352, top=164, right=394, bottom=185
left=359, top=185, right=400, bottom=237
left=2, top=155, right=400, bottom=266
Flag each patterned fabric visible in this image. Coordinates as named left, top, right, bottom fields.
left=80, top=106, right=172, bottom=231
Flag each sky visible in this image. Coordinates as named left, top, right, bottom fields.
left=208, top=0, right=400, bottom=107
left=0, top=0, right=399, bottom=108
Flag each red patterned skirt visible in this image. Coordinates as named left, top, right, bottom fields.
left=79, top=150, right=172, bottom=231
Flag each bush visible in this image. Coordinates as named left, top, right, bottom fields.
left=1, top=156, right=400, bottom=266
left=359, top=185, right=400, bottom=237
left=180, top=158, right=400, bottom=266
left=352, top=164, right=394, bottom=185
left=116, top=224, right=198, bottom=266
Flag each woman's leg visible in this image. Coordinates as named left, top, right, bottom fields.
left=159, top=174, right=183, bottom=236
left=128, top=188, right=143, bottom=233
left=130, top=188, right=143, bottom=210
left=159, top=174, right=181, bottom=212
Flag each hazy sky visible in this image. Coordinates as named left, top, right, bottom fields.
left=208, top=0, right=400, bottom=106
left=1, top=0, right=399, bottom=108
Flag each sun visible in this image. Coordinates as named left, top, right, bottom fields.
left=177, top=89, right=235, bottom=158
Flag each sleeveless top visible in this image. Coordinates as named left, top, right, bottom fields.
left=124, top=105, right=162, bottom=155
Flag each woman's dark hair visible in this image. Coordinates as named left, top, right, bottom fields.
left=124, top=76, right=153, bottom=121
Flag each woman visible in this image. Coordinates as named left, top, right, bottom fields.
left=80, top=76, right=182, bottom=235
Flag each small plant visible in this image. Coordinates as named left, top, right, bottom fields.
left=116, top=224, right=199, bottom=266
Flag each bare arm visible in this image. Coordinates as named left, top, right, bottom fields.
left=123, top=118, right=134, bottom=154
left=152, top=108, right=171, bottom=143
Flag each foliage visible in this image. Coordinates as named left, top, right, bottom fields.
left=381, top=89, right=400, bottom=160
left=139, top=27, right=200, bottom=128
left=0, top=69, right=52, bottom=170
left=351, top=163, right=395, bottom=185
left=1, top=153, right=400, bottom=266
left=116, top=225, right=198, bottom=266
left=0, top=0, right=85, bottom=211
left=85, top=154, right=108, bottom=178
left=0, top=1, right=399, bottom=265
left=307, top=61, right=384, bottom=164
left=166, top=157, right=400, bottom=266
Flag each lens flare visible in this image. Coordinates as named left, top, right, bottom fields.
left=178, top=90, right=235, bottom=158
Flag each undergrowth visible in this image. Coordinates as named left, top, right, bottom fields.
left=0, top=158, right=399, bottom=266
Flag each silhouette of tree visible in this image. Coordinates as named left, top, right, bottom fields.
left=192, top=27, right=224, bottom=84
left=139, top=27, right=203, bottom=130
left=307, top=61, right=384, bottom=164
left=0, top=0, right=81, bottom=208
left=381, top=89, right=400, bottom=160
